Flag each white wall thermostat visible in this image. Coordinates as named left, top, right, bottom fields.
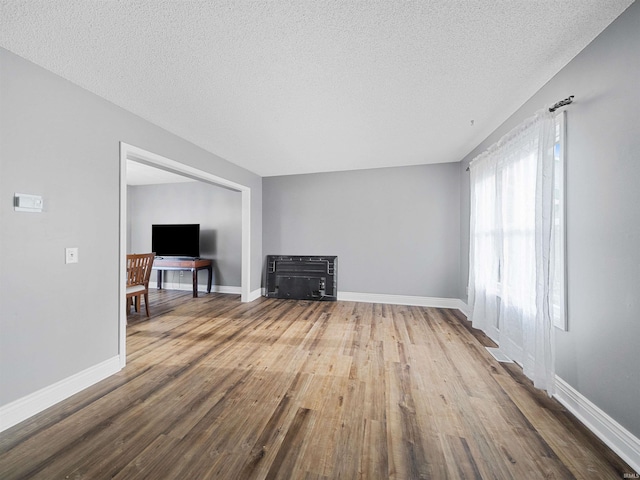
left=14, top=193, right=44, bottom=213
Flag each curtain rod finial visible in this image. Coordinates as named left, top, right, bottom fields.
left=549, top=95, right=575, bottom=113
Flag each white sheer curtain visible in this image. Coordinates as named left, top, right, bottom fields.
left=468, top=108, right=556, bottom=394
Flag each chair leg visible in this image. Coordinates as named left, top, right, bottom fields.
left=144, top=292, right=150, bottom=317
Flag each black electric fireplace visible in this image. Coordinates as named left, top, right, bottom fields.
left=265, top=255, right=337, bottom=301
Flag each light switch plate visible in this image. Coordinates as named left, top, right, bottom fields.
left=65, top=247, right=79, bottom=264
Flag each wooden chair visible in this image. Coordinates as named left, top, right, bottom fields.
left=126, top=253, right=155, bottom=317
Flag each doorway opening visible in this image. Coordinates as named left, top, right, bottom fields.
left=119, top=143, right=251, bottom=367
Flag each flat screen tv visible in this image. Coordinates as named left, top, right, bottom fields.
left=152, top=224, right=200, bottom=258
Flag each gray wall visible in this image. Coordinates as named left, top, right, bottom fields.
left=128, top=182, right=242, bottom=288
left=459, top=2, right=640, bottom=438
left=263, top=164, right=460, bottom=298
left=0, top=47, right=262, bottom=407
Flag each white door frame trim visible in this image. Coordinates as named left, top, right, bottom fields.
left=119, top=142, right=251, bottom=367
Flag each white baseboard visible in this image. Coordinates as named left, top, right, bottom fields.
left=215, top=285, right=242, bottom=295
left=337, top=291, right=467, bottom=311
left=0, top=356, right=121, bottom=433
left=248, top=288, right=262, bottom=302
left=257, top=289, right=469, bottom=313
left=554, top=376, right=640, bottom=474
left=458, top=301, right=470, bottom=317
left=149, top=281, right=241, bottom=295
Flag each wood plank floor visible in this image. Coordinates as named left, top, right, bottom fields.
left=0, top=290, right=634, bottom=479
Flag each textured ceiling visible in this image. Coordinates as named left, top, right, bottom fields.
left=0, top=1, right=634, bottom=177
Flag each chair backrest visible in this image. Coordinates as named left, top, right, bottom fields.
left=126, top=253, right=155, bottom=287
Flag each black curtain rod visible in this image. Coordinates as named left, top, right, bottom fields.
left=549, top=95, right=574, bottom=112
left=465, top=95, right=574, bottom=171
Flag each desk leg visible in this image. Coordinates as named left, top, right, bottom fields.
left=207, top=266, right=212, bottom=293
left=192, top=268, right=198, bottom=298
left=157, top=270, right=163, bottom=290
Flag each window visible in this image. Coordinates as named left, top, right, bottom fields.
left=468, top=107, right=566, bottom=393
left=491, top=112, right=567, bottom=330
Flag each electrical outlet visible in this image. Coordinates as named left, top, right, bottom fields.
left=65, top=247, right=79, bottom=264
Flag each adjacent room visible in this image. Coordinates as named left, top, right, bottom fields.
left=126, top=161, right=243, bottom=300
left=1, top=1, right=638, bottom=478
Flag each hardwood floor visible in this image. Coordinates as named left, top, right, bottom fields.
left=0, top=290, right=633, bottom=479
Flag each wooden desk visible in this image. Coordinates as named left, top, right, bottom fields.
left=152, top=258, right=212, bottom=298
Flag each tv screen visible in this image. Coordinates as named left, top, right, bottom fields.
left=152, top=224, right=200, bottom=258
